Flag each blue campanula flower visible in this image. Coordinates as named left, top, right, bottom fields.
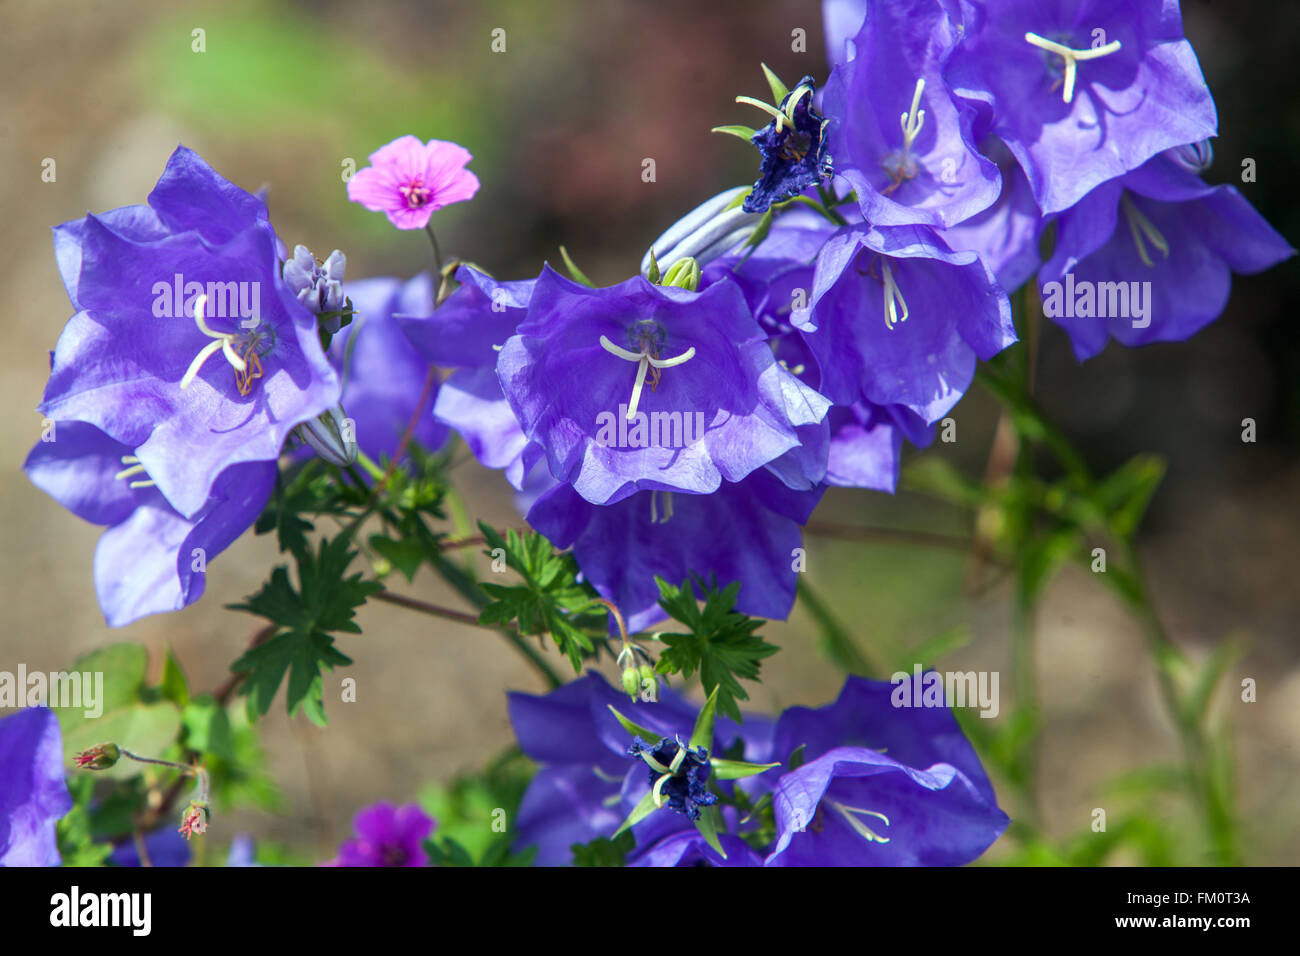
left=527, top=469, right=823, bottom=634
left=798, top=222, right=1016, bottom=424
left=396, top=266, right=543, bottom=489
left=0, top=708, right=73, bottom=867
left=328, top=273, right=450, bottom=464
left=627, top=738, right=716, bottom=821
left=497, top=267, right=829, bottom=506
left=946, top=0, right=1218, bottom=214
left=759, top=676, right=1009, bottom=866
left=822, top=0, right=1002, bottom=229
left=39, top=146, right=341, bottom=519
left=1038, top=149, right=1295, bottom=360
left=24, top=421, right=275, bottom=626
left=327, top=802, right=436, bottom=867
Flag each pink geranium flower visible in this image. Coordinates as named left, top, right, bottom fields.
left=346, top=135, right=480, bottom=229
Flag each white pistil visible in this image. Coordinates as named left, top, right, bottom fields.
left=829, top=801, right=892, bottom=844
left=899, top=78, right=926, bottom=152
left=179, top=294, right=247, bottom=391
left=735, top=95, right=788, bottom=131
left=881, top=261, right=909, bottom=330
left=1024, top=32, right=1122, bottom=104
left=1121, top=193, right=1170, bottom=268
left=598, top=334, right=696, bottom=421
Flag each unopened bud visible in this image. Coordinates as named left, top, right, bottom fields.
left=621, top=666, right=641, bottom=700
left=637, top=665, right=658, bottom=700
left=297, top=404, right=358, bottom=467
left=640, top=186, right=762, bottom=276
left=661, top=256, right=702, bottom=292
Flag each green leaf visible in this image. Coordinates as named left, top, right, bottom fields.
left=607, top=705, right=662, bottom=745
left=159, top=647, right=190, bottom=708
left=689, top=685, right=719, bottom=751
left=571, top=831, right=635, bottom=867
left=229, top=536, right=380, bottom=725
left=711, top=757, right=779, bottom=781
left=646, top=247, right=661, bottom=284
left=52, top=643, right=182, bottom=781
left=56, top=776, right=112, bottom=867
left=368, top=533, right=425, bottom=582
left=1182, top=637, right=1241, bottom=730
left=475, top=522, right=603, bottom=671
left=558, top=245, right=595, bottom=287
left=181, top=694, right=234, bottom=759
left=654, top=575, right=778, bottom=722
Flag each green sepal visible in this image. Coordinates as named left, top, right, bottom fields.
left=607, top=704, right=661, bottom=745
left=693, top=805, right=727, bottom=858
left=710, top=124, right=758, bottom=143
left=613, top=787, right=660, bottom=837
left=559, top=245, right=595, bottom=287
left=760, top=62, right=789, bottom=104
left=711, top=757, right=780, bottom=780
left=688, top=685, right=720, bottom=752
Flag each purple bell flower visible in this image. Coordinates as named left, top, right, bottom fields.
left=1038, top=150, right=1295, bottom=360
left=822, top=0, right=1002, bottom=229
left=329, top=273, right=450, bottom=464
left=0, top=708, right=74, bottom=866
left=39, top=145, right=340, bottom=519
left=527, top=469, right=823, bottom=634
left=761, top=676, right=1009, bottom=866
left=741, top=75, right=835, bottom=214
left=797, top=222, right=1016, bottom=423
left=396, top=266, right=543, bottom=489
left=497, top=267, right=829, bottom=506
left=947, top=0, right=1218, bottom=214
left=24, top=421, right=275, bottom=626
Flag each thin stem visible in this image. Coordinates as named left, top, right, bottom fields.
left=804, top=520, right=988, bottom=558
left=425, top=222, right=445, bottom=276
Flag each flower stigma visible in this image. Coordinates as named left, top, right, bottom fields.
left=1024, top=32, right=1123, bottom=104
left=599, top=320, right=696, bottom=421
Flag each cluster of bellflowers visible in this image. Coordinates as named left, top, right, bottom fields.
left=13, top=0, right=1292, bottom=866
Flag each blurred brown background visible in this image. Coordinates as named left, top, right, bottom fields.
left=1, top=0, right=1296, bottom=864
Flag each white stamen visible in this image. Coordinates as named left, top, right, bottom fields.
left=650, top=490, right=674, bottom=525
left=1024, top=32, right=1123, bottom=104
left=1120, top=193, right=1170, bottom=268
left=114, top=463, right=148, bottom=481
left=899, top=78, right=926, bottom=151
left=881, top=261, right=910, bottom=330
left=651, top=771, right=672, bottom=809
left=599, top=334, right=697, bottom=421
left=830, top=801, right=892, bottom=844
left=179, top=294, right=247, bottom=391
left=128, top=480, right=157, bottom=489
left=115, top=454, right=156, bottom=489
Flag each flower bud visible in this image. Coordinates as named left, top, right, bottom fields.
left=661, top=257, right=702, bottom=292
left=637, top=665, right=658, bottom=701
left=179, top=802, right=209, bottom=840
left=640, top=187, right=762, bottom=276
left=297, top=404, right=358, bottom=467
left=621, top=666, right=641, bottom=700
left=73, top=742, right=120, bottom=770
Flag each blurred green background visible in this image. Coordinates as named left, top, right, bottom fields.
left=2, top=0, right=1297, bottom=865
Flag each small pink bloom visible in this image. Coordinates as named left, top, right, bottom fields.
left=346, top=135, right=480, bottom=230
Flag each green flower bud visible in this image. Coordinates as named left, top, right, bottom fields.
left=621, top=666, right=641, bottom=700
